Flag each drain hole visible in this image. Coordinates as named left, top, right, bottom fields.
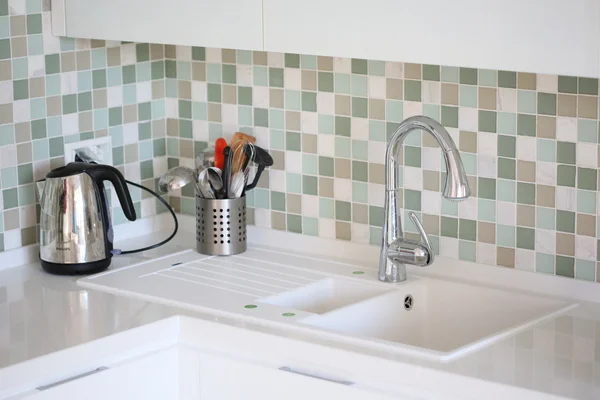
left=404, top=295, right=413, bottom=311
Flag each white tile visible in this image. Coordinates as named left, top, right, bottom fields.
left=319, top=218, right=336, bottom=239
left=351, top=223, right=370, bottom=244
left=165, top=98, right=178, bottom=118
left=477, top=131, right=497, bottom=156
left=267, top=52, right=284, bottom=68
left=252, top=86, right=269, bottom=109
left=254, top=208, right=271, bottom=229
left=136, top=82, right=152, bottom=103
left=12, top=99, right=29, bottom=123
left=477, top=155, right=496, bottom=178
left=140, top=197, right=155, bottom=218
left=269, top=169, right=286, bottom=192
left=575, top=235, right=596, bottom=261
left=350, top=117, right=369, bottom=141
left=254, top=127, right=269, bottom=148
left=368, top=141, right=386, bottom=164
left=317, top=134, right=335, bottom=157
left=577, top=143, right=597, bottom=168
left=334, top=178, right=352, bottom=202
left=497, top=88, right=517, bottom=112
left=3, top=230, right=21, bottom=250
left=516, top=136, right=536, bottom=161
left=0, top=144, right=16, bottom=168
left=421, top=81, right=441, bottom=104
left=33, top=160, right=50, bottom=181
left=153, top=157, right=167, bottom=177
left=191, top=81, right=207, bottom=102
left=285, top=151, right=302, bottom=174
left=302, top=195, right=319, bottom=218
left=28, top=55, right=44, bottom=78
left=236, top=65, right=253, bottom=87
left=120, top=43, right=137, bottom=65
left=104, top=40, right=120, bottom=49
left=556, top=117, right=577, bottom=142
left=19, top=205, right=36, bottom=228
left=403, top=101, right=422, bottom=118
left=439, top=237, right=459, bottom=259
left=192, top=121, right=209, bottom=142
left=301, top=112, right=318, bottom=134
left=385, top=62, right=403, bottom=78
left=0, top=81, right=13, bottom=105
left=123, top=163, right=140, bottom=183
left=61, top=113, right=79, bottom=136
left=421, top=190, right=441, bottom=214
left=458, top=196, right=477, bottom=220
left=477, top=243, right=496, bottom=265
left=422, top=147, right=442, bottom=172
left=175, top=46, right=192, bottom=61
left=284, top=68, right=301, bottom=90
left=458, top=107, right=478, bottom=131
left=368, top=76, right=386, bottom=99
left=122, top=123, right=138, bottom=145
left=368, top=183, right=385, bottom=207
left=537, top=74, right=558, bottom=93
left=8, top=0, right=25, bottom=15
left=42, top=15, right=61, bottom=54
left=536, top=161, right=557, bottom=186
left=515, top=249, right=535, bottom=272
left=221, top=104, right=238, bottom=126
left=555, top=186, right=576, bottom=212
left=536, top=229, right=556, bottom=254
left=73, top=39, right=90, bottom=50
left=205, top=48, right=221, bottom=63
left=497, top=201, right=516, bottom=225
left=333, top=58, right=351, bottom=74
left=316, top=92, right=334, bottom=115
left=106, top=86, right=123, bottom=107
left=403, top=166, right=422, bottom=191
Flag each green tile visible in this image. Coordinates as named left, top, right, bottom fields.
left=32, top=138, right=48, bottom=160
left=319, top=198, right=334, bottom=218
left=459, top=85, right=477, bottom=108
left=351, top=75, right=368, bottom=97
left=207, top=83, right=221, bottom=102
left=335, top=116, right=351, bottom=137
left=352, top=181, right=368, bottom=203
left=303, top=217, right=318, bottom=236
left=556, top=256, right=574, bottom=278
left=151, top=61, right=164, bottom=80
left=285, top=53, right=300, bottom=68
left=557, top=141, right=576, bottom=165
left=577, top=190, right=596, bottom=214
left=516, top=227, right=535, bottom=250
left=478, top=177, right=496, bottom=199
left=62, top=94, right=76, bottom=114
left=404, top=146, right=421, bottom=167
left=254, top=108, right=268, bottom=127
left=122, top=65, right=136, bottom=84
left=91, top=48, right=106, bottom=69
left=351, top=59, right=368, bottom=75
left=318, top=72, right=334, bottom=92
left=368, top=60, right=385, bottom=76
left=352, top=161, right=368, bottom=182
left=286, top=172, right=302, bottom=194
left=92, top=69, right=107, bottom=89
left=422, top=65, right=440, bottom=81
left=0, top=125, right=13, bottom=146
left=459, top=241, right=476, bottom=262
left=386, top=100, right=402, bottom=122
left=459, top=219, right=476, bottom=241
left=478, top=110, right=496, bottom=133
left=28, top=34, right=42, bottom=55
left=1, top=167, right=16, bottom=187
left=26, top=13, right=42, bottom=34
left=302, top=154, right=318, bottom=175
left=109, top=107, right=122, bottom=126
left=238, top=86, right=252, bottom=106
left=578, top=77, right=598, bottom=95
left=302, top=91, right=317, bottom=112
left=179, top=120, right=192, bottom=138
left=191, top=47, right=205, bottom=61
left=498, top=112, right=516, bottom=135
left=319, top=156, right=334, bottom=177
left=441, top=216, right=458, bottom=238
left=517, top=90, right=536, bottom=114
left=287, top=214, right=302, bottom=233
left=536, top=207, right=555, bottom=230
left=335, top=200, right=351, bottom=221
left=31, top=118, right=46, bottom=139
left=45, top=75, right=60, bottom=95
left=12, top=58, right=27, bottom=80
left=303, top=175, right=318, bottom=195
left=0, top=0, right=7, bottom=15
left=44, top=53, right=60, bottom=75
left=369, top=120, right=385, bottom=141
left=270, top=109, right=284, bottom=129
left=459, top=67, right=477, bottom=85
left=334, top=73, right=350, bottom=94
left=138, top=122, right=151, bottom=140
left=2, top=188, right=17, bottom=208
left=136, top=43, right=149, bottom=62
left=366, top=207, right=383, bottom=229
left=404, top=80, right=421, bottom=101
left=18, top=184, right=34, bottom=205
left=479, top=69, right=497, bottom=87
left=557, top=165, right=576, bottom=187
left=575, top=259, right=596, bottom=281
left=206, top=63, right=221, bottom=82
left=497, top=135, right=516, bottom=158
left=497, top=225, right=515, bottom=247
left=517, top=182, right=535, bottom=205
left=537, top=139, right=555, bottom=162
left=0, top=38, right=9, bottom=59
left=536, top=253, right=554, bottom=274
left=517, top=114, right=536, bottom=136
left=138, top=102, right=151, bottom=121
left=271, top=191, right=285, bottom=212
left=335, top=137, right=350, bottom=158
left=77, top=91, right=92, bottom=112
left=13, top=79, right=28, bottom=100
left=556, top=210, right=575, bottom=233
left=441, top=197, right=458, bottom=216
left=178, top=100, right=191, bottom=119
left=286, top=131, right=301, bottom=151
left=478, top=199, right=496, bottom=222
left=352, top=140, right=368, bottom=161
left=285, top=90, right=300, bottom=110
left=558, top=76, right=577, bottom=94
left=222, top=64, right=236, bottom=84
left=498, top=71, right=517, bottom=88
left=351, top=97, right=367, bottom=118
left=269, top=67, right=284, bottom=88
left=578, top=119, right=597, bottom=143
left=578, top=167, right=597, bottom=190
left=153, top=139, right=165, bottom=157
left=537, top=93, right=556, bottom=116
left=139, top=160, right=153, bottom=180
left=441, top=106, right=458, bottom=128
left=498, top=158, right=516, bottom=180
left=441, top=66, right=459, bottom=83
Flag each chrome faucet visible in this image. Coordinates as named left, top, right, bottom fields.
left=379, top=116, right=471, bottom=283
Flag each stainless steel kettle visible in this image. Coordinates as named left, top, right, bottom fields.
left=37, top=162, right=137, bottom=274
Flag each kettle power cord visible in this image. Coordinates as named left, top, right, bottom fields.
left=110, top=180, right=178, bottom=255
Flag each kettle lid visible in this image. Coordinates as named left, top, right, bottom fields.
left=46, top=162, right=97, bottom=178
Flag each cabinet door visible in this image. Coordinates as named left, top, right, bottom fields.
left=263, top=0, right=600, bottom=77
left=61, top=0, right=263, bottom=51
left=198, top=354, right=401, bottom=400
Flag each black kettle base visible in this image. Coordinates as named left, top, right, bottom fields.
left=41, top=258, right=111, bottom=275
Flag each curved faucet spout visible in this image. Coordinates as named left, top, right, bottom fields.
left=379, top=116, right=471, bottom=283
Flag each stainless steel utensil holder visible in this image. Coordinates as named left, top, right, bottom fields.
left=196, top=196, right=247, bottom=256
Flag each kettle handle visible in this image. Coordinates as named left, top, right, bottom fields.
left=86, top=165, right=137, bottom=221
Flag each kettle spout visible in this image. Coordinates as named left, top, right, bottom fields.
left=35, top=179, right=45, bottom=202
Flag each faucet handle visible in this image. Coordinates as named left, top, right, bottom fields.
left=408, top=211, right=434, bottom=265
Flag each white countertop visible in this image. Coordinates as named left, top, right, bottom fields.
left=1, top=216, right=599, bottom=399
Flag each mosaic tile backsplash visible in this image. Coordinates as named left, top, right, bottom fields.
left=0, top=0, right=169, bottom=253
left=1, top=0, right=600, bottom=285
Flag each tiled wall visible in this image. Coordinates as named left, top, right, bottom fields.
left=0, top=0, right=168, bottom=252
left=165, top=47, right=600, bottom=283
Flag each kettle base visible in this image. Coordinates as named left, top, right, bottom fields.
left=41, top=258, right=111, bottom=275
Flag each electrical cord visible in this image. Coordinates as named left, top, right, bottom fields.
left=110, top=180, right=178, bottom=255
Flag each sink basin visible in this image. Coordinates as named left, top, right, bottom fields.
left=259, top=278, right=391, bottom=314
left=300, top=277, right=576, bottom=361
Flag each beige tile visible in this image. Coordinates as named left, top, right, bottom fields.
left=335, top=221, right=351, bottom=241
left=180, top=139, right=193, bottom=158
left=17, top=142, right=32, bottom=163
left=10, top=15, right=25, bottom=36
left=93, top=89, right=107, bottom=109
left=517, top=72, right=537, bottom=90
left=76, top=50, right=90, bottom=71
left=14, top=122, right=30, bottom=143
left=152, top=80, right=165, bottom=99
left=422, top=214, right=439, bottom=235
left=517, top=160, right=536, bottom=182
left=478, top=87, right=497, bottom=110
left=422, top=133, right=440, bottom=148
left=106, top=47, right=120, bottom=67
left=271, top=150, right=285, bottom=170
left=386, top=78, right=403, bottom=100
left=302, top=133, right=317, bottom=153
left=597, top=263, right=600, bottom=283
left=168, top=197, right=181, bottom=213
left=4, top=209, right=19, bottom=230
left=152, top=119, right=165, bottom=137
left=79, top=111, right=93, bottom=131
left=577, top=214, right=596, bottom=237
left=257, top=169, right=269, bottom=189
left=517, top=205, right=535, bottom=227
left=21, top=226, right=36, bottom=246
left=124, top=143, right=138, bottom=163
left=123, top=104, right=137, bottom=123
left=556, top=233, right=575, bottom=256
left=0, top=103, right=12, bottom=124
left=286, top=111, right=300, bottom=131
left=95, top=128, right=108, bottom=138
left=150, top=44, right=164, bottom=60
left=222, top=85, right=237, bottom=104
left=49, top=157, right=64, bottom=170
left=271, top=211, right=286, bottom=230
left=536, top=185, right=556, bottom=208
left=369, top=163, right=384, bottom=184
left=459, top=131, right=477, bottom=153
left=178, top=81, right=191, bottom=100
left=558, top=94, right=577, bottom=117
left=467, top=175, right=477, bottom=197
left=286, top=194, right=302, bottom=214
left=90, top=39, right=105, bottom=48
left=404, top=63, right=421, bottom=80
left=478, top=222, right=496, bottom=244
left=269, top=88, right=283, bottom=108
left=301, top=70, right=316, bottom=91
left=164, top=45, right=176, bottom=59
left=11, top=37, right=27, bottom=58
left=222, top=49, right=236, bottom=64
left=423, top=170, right=440, bottom=191
left=536, top=116, right=556, bottom=139
left=441, top=83, right=458, bottom=105
left=253, top=51, right=267, bottom=66
left=335, top=158, right=351, bottom=179
left=29, top=77, right=44, bottom=98
left=192, top=62, right=206, bottom=81
left=497, top=247, right=515, bottom=268
left=166, top=119, right=178, bottom=137
left=207, top=103, right=221, bottom=122
left=317, top=56, right=334, bottom=71
left=369, top=99, right=385, bottom=120
left=319, top=177, right=334, bottom=198
left=335, top=95, right=351, bottom=116
left=353, top=203, right=368, bottom=224
left=578, top=95, right=598, bottom=119
left=246, top=208, right=255, bottom=226
left=45, top=96, right=61, bottom=116
left=0, top=60, right=11, bottom=81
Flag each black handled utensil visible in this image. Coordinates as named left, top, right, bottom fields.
left=219, top=146, right=232, bottom=199
left=244, top=145, right=273, bottom=193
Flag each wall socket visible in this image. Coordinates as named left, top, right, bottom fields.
left=64, top=137, right=113, bottom=165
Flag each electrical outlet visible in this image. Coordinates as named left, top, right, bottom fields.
left=64, top=137, right=113, bottom=165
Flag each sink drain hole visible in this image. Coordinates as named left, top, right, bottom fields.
left=404, top=295, right=413, bottom=311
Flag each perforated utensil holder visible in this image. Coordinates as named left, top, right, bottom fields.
left=196, top=196, right=247, bottom=256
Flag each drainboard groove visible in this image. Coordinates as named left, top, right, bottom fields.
left=155, top=272, right=264, bottom=298
left=230, top=255, right=327, bottom=281
left=162, top=269, right=280, bottom=295
left=197, top=259, right=319, bottom=285
left=176, top=265, right=298, bottom=291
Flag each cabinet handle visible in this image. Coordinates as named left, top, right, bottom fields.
left=36, top=367, right=108, bottom=390
left=279, top=366, right=354, bottom=386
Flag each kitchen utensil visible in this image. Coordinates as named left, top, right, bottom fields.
left=244, top=145, right=273, bottom=192
left=158, top=166, right=197, bottom=193
left=197, top=167, right=223, bottom=199
left=219, top=146, right=233, bottom=199
left=214, top=138, right=227, bottom=170
left=229, top=143, right=255, bottom=198
left=38, top=162, right=137, bottom=274
left=196, top=196, right=246, bottom=255
left=230, top=132, right=256, bottom=173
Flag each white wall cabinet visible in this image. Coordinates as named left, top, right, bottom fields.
left=52, top=0, right=264, bottom=51
left=263, top=0, right=600, bottom=78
